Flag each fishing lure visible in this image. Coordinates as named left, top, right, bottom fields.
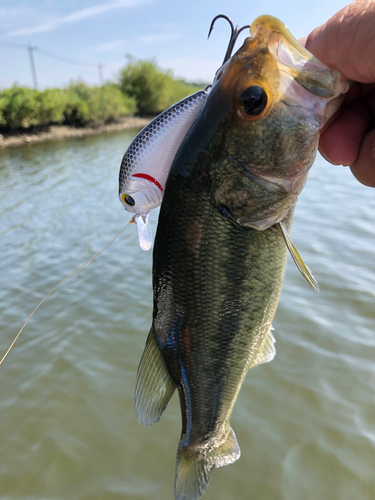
left=118, top=88, right=210, bottom=250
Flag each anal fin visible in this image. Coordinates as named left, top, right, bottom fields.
left=249, top=327, right=276, bottom=369
left=135, top=326, right=176, bottom=425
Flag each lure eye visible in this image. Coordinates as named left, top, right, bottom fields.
left=122, top=193, right=135, bottom=206
left=241, top=86, right=267, bottom=116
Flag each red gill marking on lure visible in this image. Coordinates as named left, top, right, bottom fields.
left=132, top=173, right=163, bottom=191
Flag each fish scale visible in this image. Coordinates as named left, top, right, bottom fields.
left=151, top=151, right=290, bottom=486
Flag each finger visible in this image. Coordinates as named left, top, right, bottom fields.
left=342, top=82, right=362, bottom=106
left=319, top=107, right=369, bottom=165
left=350, top=129, right=375, bottom=187
left=319, top=108, right=340, bottom=137
left=305, top=1, right=375, bottom=83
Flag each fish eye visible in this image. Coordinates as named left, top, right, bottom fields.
left=241, top=86, right=267, bottom=116
left=122, top=193, right=135, bottom=206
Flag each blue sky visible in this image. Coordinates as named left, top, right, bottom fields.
left=0, top=0, right=349, bottom=89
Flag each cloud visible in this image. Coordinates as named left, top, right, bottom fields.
left=0, top=5, right=44, bottom=33
left=8, top=0, right=151, bottom=37
left=93, top=32, right=180, bottom=53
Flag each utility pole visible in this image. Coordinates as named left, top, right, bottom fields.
left=98, top=63, right=104, bottom=86
left=28, top=44, right=38, bottom=89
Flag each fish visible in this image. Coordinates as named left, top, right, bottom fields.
left=128, top=15, right=349, bottom=500
left=118, top=87, right=210, bottom=250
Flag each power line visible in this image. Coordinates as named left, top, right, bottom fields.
left=0, top=40, right=105, bottom=87
left=37, top=47, right=98, bottom=68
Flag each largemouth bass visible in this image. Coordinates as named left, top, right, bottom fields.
left=133, top=15, right=348, bottom=500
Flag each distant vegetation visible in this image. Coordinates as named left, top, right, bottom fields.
left=0, top=84, right=137, bottom=130
left=119, top=57, right=203, bottom=115
left=0, top=58, right=206, bottom=132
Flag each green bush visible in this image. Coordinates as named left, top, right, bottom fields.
left=0, top=83, right=137, bottom=130
left=35, top=88, right=68, bottom=126
left=62, top=85, right=90, bottom=125
left=0, top=57, right=198, bottom=131
left=62, top=83, right=136, bottom=125
left=0, top=87, right=39, bottom=129
left=119, top=58, right=201, bottom=115
left=87, top=84, right=137, bottom=123
left=0, top=96, right=6, bottom=127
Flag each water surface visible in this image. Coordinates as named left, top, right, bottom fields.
left=1, top=131, right=374, bottom=500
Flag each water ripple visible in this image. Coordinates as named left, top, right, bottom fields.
left=1, top=136, right=375, bottom=499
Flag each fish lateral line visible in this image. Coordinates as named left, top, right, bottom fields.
left=0, top=221, right=133, bottom=367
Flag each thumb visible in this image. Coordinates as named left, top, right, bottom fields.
left=305, top=1, right=375, bottom=83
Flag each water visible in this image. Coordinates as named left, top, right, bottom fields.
left=1, top=131, right=374, bottom=500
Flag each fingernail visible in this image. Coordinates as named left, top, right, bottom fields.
left=318, top=147, right=344, bottom=166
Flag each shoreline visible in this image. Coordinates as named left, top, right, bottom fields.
left=0, top=116, right=152, bottom=148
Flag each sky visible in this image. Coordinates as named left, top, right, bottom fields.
left=0, top=0, right=350, bottom=90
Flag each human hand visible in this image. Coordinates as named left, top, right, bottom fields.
left=304, top=0, right=375, bottom=187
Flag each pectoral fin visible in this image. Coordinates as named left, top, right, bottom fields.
left=275, top=222, right=319, bottom=292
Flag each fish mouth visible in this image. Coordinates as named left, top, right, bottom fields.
left=250, top=15, right=348, bottom=101
left=214, top=15, right=346, bottom=107
left=250, top=15, right=315, bottom=64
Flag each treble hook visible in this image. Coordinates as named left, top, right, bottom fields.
left=208, top=14, right=250, bottom=67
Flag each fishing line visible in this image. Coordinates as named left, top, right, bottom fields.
left=0, top=220, right=133, bottom=366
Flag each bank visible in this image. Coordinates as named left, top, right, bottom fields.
left=0, top=116, right=152, bottom=148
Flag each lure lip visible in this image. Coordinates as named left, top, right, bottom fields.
left=135, top=213, right=152, bottom=251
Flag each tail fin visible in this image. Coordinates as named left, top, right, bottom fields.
left=174, top=426, right=240, bottom=500
left=135, top=326, right=176, bottom=425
